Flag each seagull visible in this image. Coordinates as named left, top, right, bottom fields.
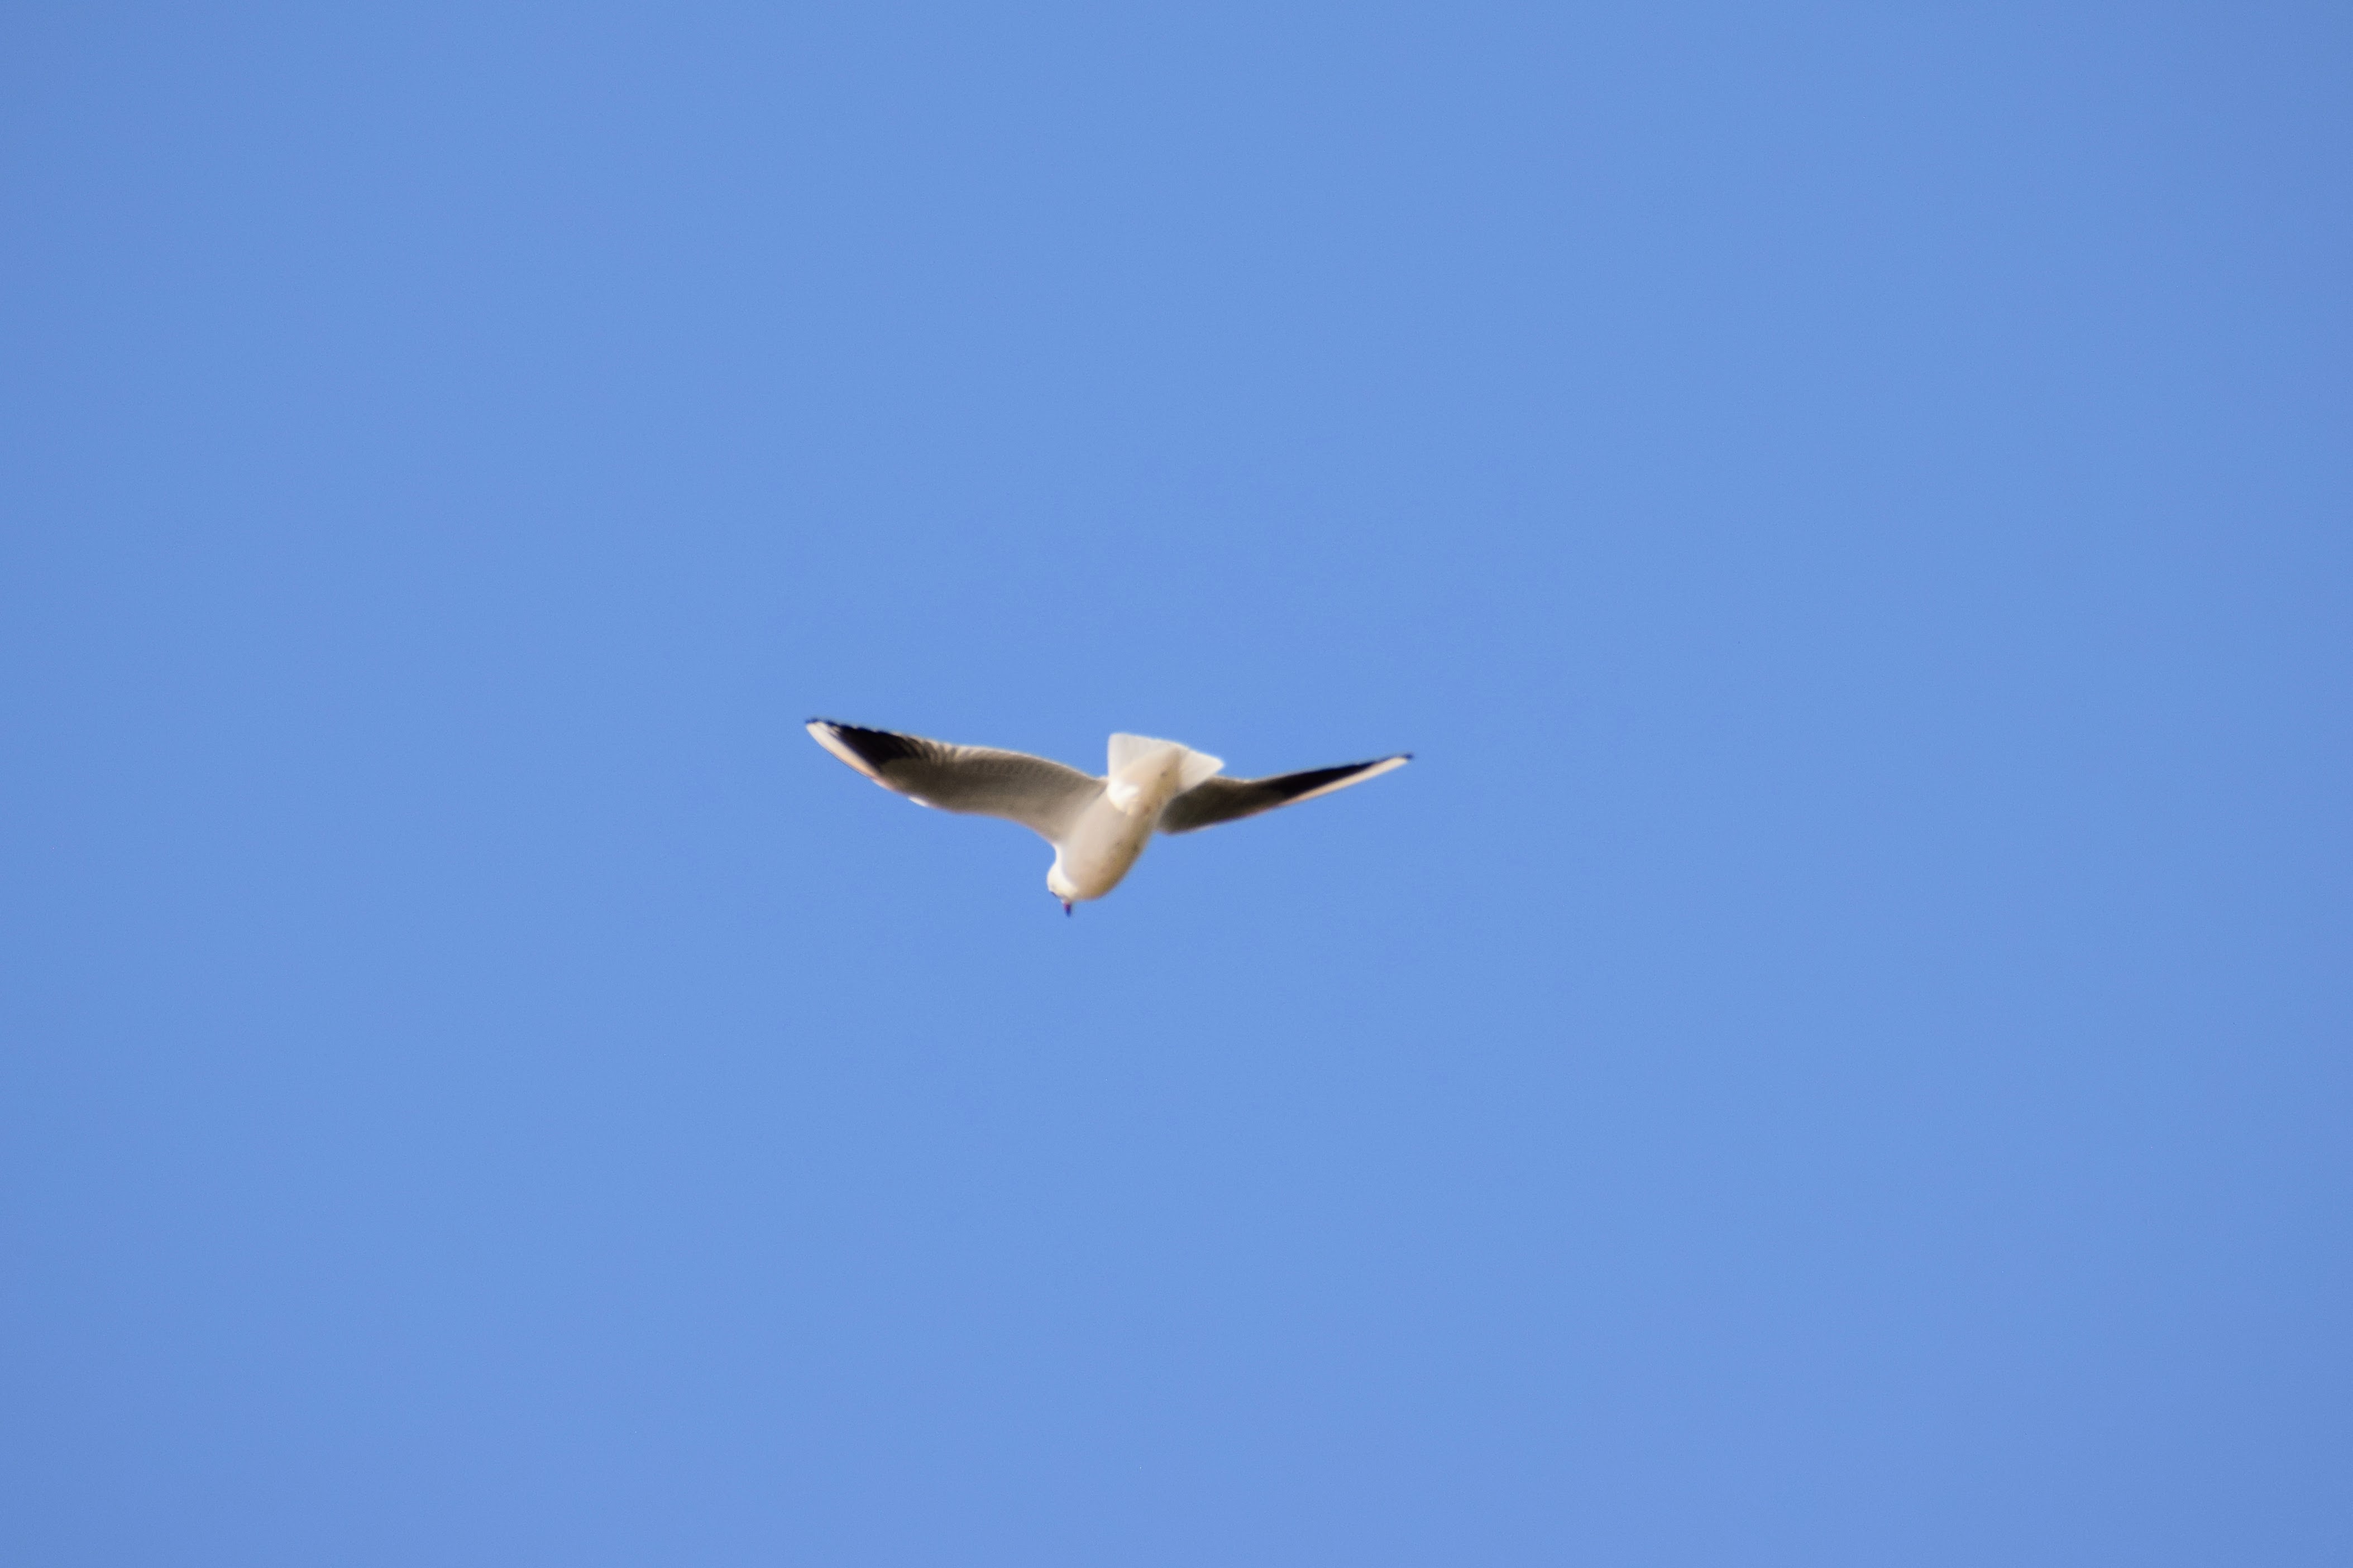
left=807, top=720, right=1411, bottom=912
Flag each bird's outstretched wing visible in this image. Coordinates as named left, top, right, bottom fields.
left=1158, top=754, right=1410, bottom=835
left=806, top=720, right=1102, bottom=845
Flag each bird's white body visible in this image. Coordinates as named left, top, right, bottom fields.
left=1047, top=791, right=1160, bottom=903
left=806, top=720, right=1409, bottom=911
left=1049, top=736, right=1225, bottom=902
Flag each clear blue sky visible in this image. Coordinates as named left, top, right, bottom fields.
left=4, top=4, right=2347, bottom=1563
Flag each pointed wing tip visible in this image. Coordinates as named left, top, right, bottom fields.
left=1280, top=752, right=1409, bottom=805
left=806, top=718, right=889, bottom=782
left=1294, top=751, right=1411, bottom=800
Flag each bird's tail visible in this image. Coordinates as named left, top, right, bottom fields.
left=1108, top=733, right=1224, bottom=788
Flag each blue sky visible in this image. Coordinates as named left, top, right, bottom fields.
left=3, top=3, right=2347, bottom=1564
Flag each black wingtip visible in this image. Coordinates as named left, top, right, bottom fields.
left=812, top=721, right=926, bottom=769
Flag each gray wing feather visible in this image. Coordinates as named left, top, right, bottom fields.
left=807, top=720, right=1102, bottom=844
left=1158, top=754, right=1411, bottom=835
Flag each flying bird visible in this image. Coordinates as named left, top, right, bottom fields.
left=807, top=720, right=1410, bottom=912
